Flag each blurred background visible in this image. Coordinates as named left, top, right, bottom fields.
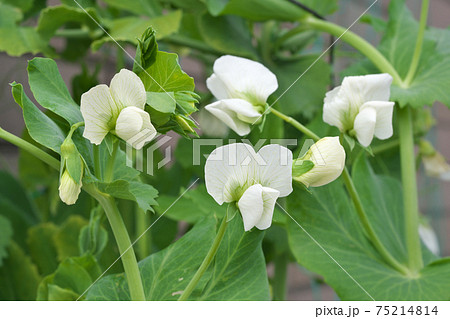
left=0, top=0, right=449, bottom=300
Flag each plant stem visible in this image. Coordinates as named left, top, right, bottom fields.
left=93, top=144, right=101, bottom=179
left=273, top=253, right=289, bottom=301
left=269, top=108, right=320, bottom=141
left=105, top=141, right=118, bottom=182
left=178, top=216, right=228, bottom=301
left=341, top=168, right=409, bottom=274
left=0, top=127, right=59, bottom=170
left=304, top=16, right=403, bottom=86
left=89, top=188, right=146, bottom=301
left=398, top=106, right=423, bottom=272
left=404, top=0, right=430, bottom=86
left=136, top=208, right=151, bottom=259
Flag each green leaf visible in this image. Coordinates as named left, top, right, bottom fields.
left=98, top=180, right=158, bottom=213
left=36, top=5, right=100, bottom=41
left=0, top=216, right=13, bottom=267
left=86, top=217, right=217, bottom=300
left=11, top=82, right=66, bottom=153
left=79, top=206, right=108, bottom=258
left=146, top=92, right=176, bottom=113
left=272, top=54, right=330, bottom=119
left=197, top=13, right=257, bottom=58
left=345, top=0, right=450, bottom=109
left=287, top=156, right=450, bottom=300
left=0, top=170, right=38, bottom=249
left=0, top=3, right=22, bottom=27
left=156, top=184, right=226, bottom=224
left=47, top=284, right=80, bottom=301
left=27, top=58, right=83, bottom=125
left=198, top=216, right=270, bottom=300
left=140, top=51, right=195, bottom=93
left=101, top=0, right=162, bottom=17
left=0, top=242, right=41, bottom=300
left=53, top=215, right=88, bottom=261
left=0, top=27, right=51, bottom=57
left=27, top=223, right=59, bottom=276
left=91, top=11, right=182, bottom=51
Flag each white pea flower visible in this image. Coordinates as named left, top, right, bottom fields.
left=293, top=137, right=346, bottom=187
left=81, top=69, right=157, bottom=149
left=205, top=143, right=292, bottom=231
left=205, top=55, right=278, bottom=136
left=423, top=152, right=450, bottom=181
left=323, top=74, right=395, bottom=147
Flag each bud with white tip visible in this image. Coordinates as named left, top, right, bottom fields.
left=59, top=136, right=84, bottom=205
left=293, top=136, right=346, bottom=187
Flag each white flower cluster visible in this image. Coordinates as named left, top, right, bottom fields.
left=204, top=55, right=395, bottom=231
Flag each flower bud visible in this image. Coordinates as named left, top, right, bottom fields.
left=59, top=134, right=84, bottom=205
left=293, top=137, right=346, bottom=187
left=59, top=170, right=82, bottom=205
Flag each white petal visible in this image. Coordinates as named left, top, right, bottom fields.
left=419, top=225, right=440, bottom=255
left=205, top=143, right=256, bottom=204
left=255, top=144, right=293, bottom=197
left=255, top=186, right=280, bottom=230
left=361, top=101, right=395, bottom=140
left=323, top=86, right=348, bottom=131
left=205, top=99, right=260, bottom=136
left=59, top=170, right=82, bottom=205
left=115, top=107, right=156, bottom=150
left=340, top=73, right=393, bottom=104
left=197, top=107, right=230, bottom=137
left=295, top=136, right=346, bottom=187
left=80, top=84, right=118, bottom=145
left=206, top=74, right=229, bottom=100
left=212, top=55, right=278, bottom=105
left=353, top=106, right=377, bottom=147
left=237, top=184, right=264, bottom=231
left=110, top=69, right=146, bottom=109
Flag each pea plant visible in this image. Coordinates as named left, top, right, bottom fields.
left=0, top=0, right=449, bottom=301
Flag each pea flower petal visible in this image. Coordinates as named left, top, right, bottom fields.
left=59, top=170, right=82, bottom=205
left=115, top=107, right=157, bottom=150
left=323, top=73, right=395, bottom=147
left=205, top=55, right=278, bottom=136
left=293, top=137, right=346, bottom=187
left=81, top=69, right=152, bottom=147
left=205, top=143, right=292, bottom=231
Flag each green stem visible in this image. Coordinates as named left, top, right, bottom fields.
left=404, top=0, right=430, bottom=86
left=105, top=142, right=118, bottom=182
left=371, top=139, right=400, bottom=155
left=341, top=168, right=409, bottom=274
left=93, top=144, right=101, bottom=179
left=87, top=187, right=146, bottom=301
left=178, top=217, right=228, bottom=301
left=136, top=208, right=151, bottom=260
left=0, top=127, right=59, bottom=170
left=270, top=108, right=320, bottom=141
left=0, top=127, right=147, bottom=297
left=273, top=253, right=289, bottom=301
left=398, top=107, right=423, bottom=272
left=304, top=16, right=403, bottom=86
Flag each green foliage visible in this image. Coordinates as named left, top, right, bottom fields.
left=87, top=216, right=269, bottom=300
left=0, top=216, right=13, bottom=267
left=27, top=58, right=83, bottom=125
left=27, top=223, right=59, bottom=276
left=287, top=156, right=450, bottom=300
left=0, top=242, right=41, bottom=300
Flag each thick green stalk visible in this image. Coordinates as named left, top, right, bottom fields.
left=178, top=217, right=228, bottom=301
left=0, top=127, right=59, bottom=170
left=273, top=253, right=289, bottom=301
left=104, top=142, right=118, bottom=182
left=404, top=0, right=430, bottom=86
left=342, top=168, right=409, bottom=275
left=270, top=108, right=320, bottom=141
left=398, top=107, right=423, bottom=272
left=89, top=189, right=146, bottom=301
left=136, top=208, right=151, bottom=260
left=304, top=16, right=403, bottom=86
